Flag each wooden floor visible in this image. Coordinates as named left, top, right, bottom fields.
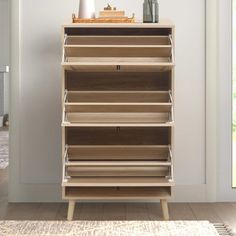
left=1, top=168, right=236, bottom=233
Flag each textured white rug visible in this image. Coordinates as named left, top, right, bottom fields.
left=0, top=131, right=8, bottom=169
left=0, top=221, right=232, bottom=236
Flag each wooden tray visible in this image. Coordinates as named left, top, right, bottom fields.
left=72, top=14, right=135, bottom=23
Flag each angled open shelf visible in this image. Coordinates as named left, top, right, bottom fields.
left=63, top=145, right=173, bottom=180
left=62, top=90, right=173, bottom=126
left=62, top=34, right=174, bottom=72
left=62, top=91, right=173, bottom=127
left=65, top=145, right=172, bottom=161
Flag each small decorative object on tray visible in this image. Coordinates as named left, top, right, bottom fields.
left=72, top=4, right=135, bottom=23
left=100, top=4, right=125, bottom=18
left=143, top=0, right=159, bottom=23
left=78, top=0, right=95, bottom=19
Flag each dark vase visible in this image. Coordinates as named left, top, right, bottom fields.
left=143, top=0, right=159, bottom=23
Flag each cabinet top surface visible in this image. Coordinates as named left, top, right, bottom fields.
left=63, top=19, right=174, bottom=28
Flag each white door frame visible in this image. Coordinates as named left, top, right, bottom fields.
left=206, top=0, right=218, bottom=202
left=9, top=0, right=22, bottom=201
left=217, top=0, right=236, bottom=200
left=10, top=0, right=229, bottom=202
left=206, top=0, right=236, bottom=201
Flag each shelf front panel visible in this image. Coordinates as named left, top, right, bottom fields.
left=64, top=47, right=172, bottom=59
left=62, top=177, right=175, bottom=187
left=66, top=91, right=171, bottom=103
left=65, top=57, right=171, bottom=63
left=62, top=123, right=173, bottom=127
left=66, top=166, right=169, bottom=177
left=65, top=161, right=172, bottom=166
left=65, top=105, right=172, bottom=113
left=62, top=63, right=174, bottom=72
left=63, top=112, right=172, bottom=127
left=63, top=186, right=172, bottom=200
left=65, top=36, right=171, bottom=46
left=66, top=145, right=171, bottom=161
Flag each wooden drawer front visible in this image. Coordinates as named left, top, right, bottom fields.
left=62, top=176, right=174, bottom=187
left=62, top=63, right=174, bottom=73
left=65, top=71, right=172, bottom=92
left=63, top=186, right=172, bottom=200
left=66, top=127, right=171, bottom=146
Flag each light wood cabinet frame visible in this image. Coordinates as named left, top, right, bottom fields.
left=61, top=21, right=175, bottom=221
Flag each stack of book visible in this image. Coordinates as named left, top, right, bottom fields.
left=99, top=9, right=126, bottom=18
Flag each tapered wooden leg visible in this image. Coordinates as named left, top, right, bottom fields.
left=67, top=200, right=76, bottom=221
left=160, top=199, right=169, bottom=221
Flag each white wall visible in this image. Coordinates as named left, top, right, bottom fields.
left=10, top=0, right=206, bottom=202
left=0, top=0, right=10, bottom=66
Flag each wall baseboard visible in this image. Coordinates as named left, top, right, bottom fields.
left=8, top=183, right=207, bottom=203
left=8, top=183, right=62, bottom=203
left=171, top=184, right=206, bottom=202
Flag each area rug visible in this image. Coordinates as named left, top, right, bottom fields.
left=0, top=131, right=8, bottom=169
left=0, top=221, right=234, bottom=236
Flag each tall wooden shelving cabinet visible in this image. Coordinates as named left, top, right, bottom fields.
left=61, top=21, right=175, bottom=221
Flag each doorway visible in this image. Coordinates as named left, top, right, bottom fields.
left=0, top=0, right=10, bottom=202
